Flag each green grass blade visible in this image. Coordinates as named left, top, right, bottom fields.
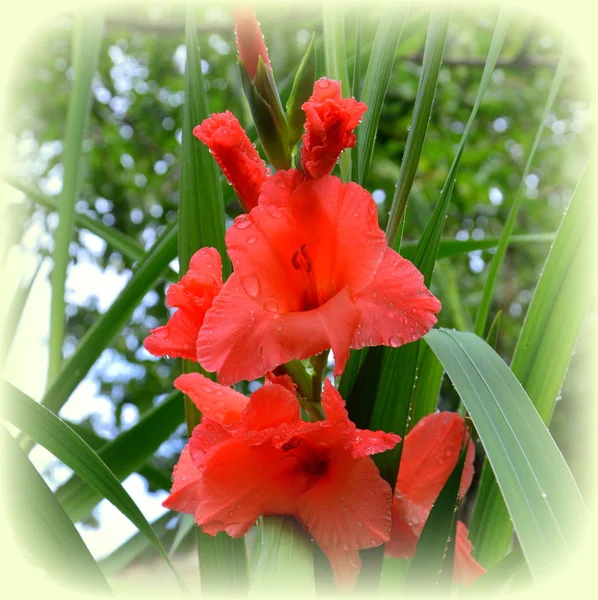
left=356, top=7, right=407, bottom=187
left=474, top=50, right=569, bottom=336
left=55, top=390, right=184, bottom=521
left=407, top=11, right=510, bottom=277
left=469, top=156, right=595, bottom=567
left=399, top=233, right=556, bottom=262
left=408, top=343, right=443, bottom=431
left=48, top=14, right=104, bottom=384
left=386, top=8, right=450, bottom=247
left=66, top=420, right=173, bottom=491
left=35, top=221, right=177, bottom=420
left=322, top=3, right=352, bottom=182
left=1, top=382, right=183, bottom=585
left=99, top=511, right=176, bottom=576
left=425, top=329, right=587, bottom=581
left=405, top=442, right=466, bottom=591
left=468, top=547, right=526, bottom=593
left=169, top=514, right=197, bottom=558
left=1, top=258, right=42, bottom=365
left=252, top=516, right=315, bottom=595
left=4, top=176, right=145, bottom=262
left=180, top=8, right=247, bottom=592
left=2, top=427, right=111, bottom=594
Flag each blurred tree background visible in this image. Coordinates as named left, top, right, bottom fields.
left=1, top=1, right=594, bottom=568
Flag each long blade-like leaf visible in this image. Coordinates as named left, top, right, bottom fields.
left=48, top=14, right=104, bottom=383
left=356, top=7, right=407, bottom=187
left=179, top=8, right=247, bottom=592
left=386, top=8, right=450, bottom=246
left=474, top=50, right=569, bottom=336
left=2, top=427, right=111, bottom=594
left=252, top=516, right=315, bottom=595
left=425, top=329, right=587, bottom=581
left=3, top=176, right=145, bottom=262
left=322, top=3, right=352, bottom=182
left=1, top=382, right=182, bottom=585
left=469, top=156, right=595, bottom=566
left=55, top=390, right=184, bottom=521
left=38, top=221, right=177, bottom=419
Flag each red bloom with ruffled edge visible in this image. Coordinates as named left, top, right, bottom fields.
left=143, top=247, right=222, bottom=361
left=232, top=5, right=271, bottom=80
left=163, top=376, right=399, bottom=590
left=386, top=412, right=486, bottom=584
left=301, top=78, right=367, bottom=179
left=193, top=111, right=268, bottom=212
left=196, top=171, right=441, bottom=385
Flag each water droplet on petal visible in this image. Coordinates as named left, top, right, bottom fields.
left=241, top=275, right=260, bottom=297
left=235, top=217, right=252, bottom=230
left=318, top=79, right=330, bottom=89
left=215, top=390, right=223, bottom=397
left=203, top=385, right=212, bottom=393
left=247, top=235, right=257, bottom=244
left=353, top=211, right=360, bottom=218
left=263, top=299, right=279, bottom=313
left=389, top=335, right=401, bottom=347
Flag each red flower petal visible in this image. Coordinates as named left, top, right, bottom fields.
left=352, top=247, right=441, bottom=349
left=397, top=412, right=475, bottom=509
left=454, top=521, right=486, bottom=584
left=197, top=273, right=360, bottom=385
left=297, top=452, right=393, bottom=590
left=301, top=78, right=367, bottom=179
left=173, top=373, right=248, bottom=425
left=241, top=384, right=301, bottom=432
left=232, top=6, right=271, bottom=80
left=194, top=111, right=267, bottom=211
left=143, top=247, right=222, bottom=361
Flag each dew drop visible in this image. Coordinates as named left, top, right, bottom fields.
left=242, top=275, right=260, bottom=297
left=234, top=217, right=252, bottom=230
left=247, top=235, right=257, bottom=244
left=203, top=385, right=212, bottom=393
left=228, top=510, right=234, bottom=517
left=263, top=299, right=279, bottom=313
left=353, top=211, right=360, bottom=218
left=215, top=390, right=224, bottom=397
left=389, top=335, right=401, bottom=347
left=275, top=324, right=283, bottom=332
left=318, top=79, right=331, bottom=89
left=342, top=543, right=350, bottom=551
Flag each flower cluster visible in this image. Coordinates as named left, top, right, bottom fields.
left=144, top=7, right=484, bottom=590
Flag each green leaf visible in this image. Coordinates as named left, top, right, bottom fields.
left=65, top=420, right=173, bottom=491
left=181, top=11, right=228, bottom=277
left=169, top=514, right=197, bottom=558
left=468, top=547, right=526, bottom=593
left=48, top=14, right=104, bottom=384
left=55, top=389, right=184, bottom=521
left=406, top=11, right=510, bottom=277
left=3, top=176, right=145, bottom=262
left=470, top=156, right=595, bottom=567
left=322, top=3, right=352, bottom=182
left=386, top=8, right=450, bottom=247
left=2, top=427, right=111, bottom=594
left=408, top=342, right=444, bottom=431
left=286, top=32, right=316, bottom=149
left=356, top=7, right=407, bottom=187
left=474, top=50, right=569, bottom=336
left=1, top=382, right=182, bottom=585
left=405, top=438, right=467, bottom=590
left=424, top=329, right=587, bottom=581
left=181, top=9, right=247, bottom=592
left=399, top=233, right=556, bottom=262
left=33, top=221, right=178, bottom=421
left=252, top=516, right=315, bottom=595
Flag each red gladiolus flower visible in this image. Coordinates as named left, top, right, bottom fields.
left=163, top=377, right=400, bottom=590
left=233, top=5, right=271, bottom=80
left=386, top=412, right=486, bottom=584
left=194, top=111, right=268, bottom=212
left=301, top=78, right=367, bottom=179
left=196, top=171, right=441, bottom=385
left=143, top=247, right=222, bottom=361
